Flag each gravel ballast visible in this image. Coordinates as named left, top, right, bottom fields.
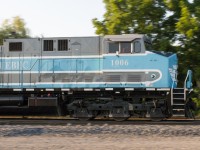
left=0, top=124, right=200, bottom=149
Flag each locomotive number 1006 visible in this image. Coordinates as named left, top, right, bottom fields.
left=111, top=59, right=129, bottom=66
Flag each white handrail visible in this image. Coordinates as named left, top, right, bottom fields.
left=184, top=70, right=190, bottom=89
left=171, top=80, right=175, bottom=105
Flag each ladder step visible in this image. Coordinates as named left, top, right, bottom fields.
left=173, top=102, right=185, bottom=105
left=173, top=97, right=184, bottom=100
left=173, top=102, right=185, bottom=107
left=173, top=114, right=185, bottom=117
left=173, top=99, right=185, bottom=102
left=173, top=94, right=184, bottom=98
left=173, top=88, right=184, bottom=93
left=173, top=109, right=185, bottom=111
left=172, top=109, right=185, bottom=116
left=173, top=93, right=185, bottom=95
left=173, top=105, right=185, bottom=109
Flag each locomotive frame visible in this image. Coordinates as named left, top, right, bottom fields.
left=0, top=34, right=193, bottom=121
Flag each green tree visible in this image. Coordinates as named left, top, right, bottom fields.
left=93, top=0, right=166, bottom=34
left=0, top=16, right=30, bottom=45
left=170, top=0, right=200, bottom=88
left=92, top=0, right=179, bottom=52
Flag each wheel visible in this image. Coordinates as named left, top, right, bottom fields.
left=150, top=117, right=164, bottom=122
left=113, top=117, right=129, bottom=122
left=75, top=108, right=95, bottom=121
left=111, top=107, right=130, bottom=121
left=78, top=117, right=92, bottom=121
left=150, top=108, right=165, bottom=121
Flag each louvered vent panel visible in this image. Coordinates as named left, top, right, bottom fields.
left=85, top=76, right=93, bottom=82
left=62, top=79, right=71, bottom=82
left=127, top=74, right=142, bottom=82
left=106, top=75, right=120, bottom=82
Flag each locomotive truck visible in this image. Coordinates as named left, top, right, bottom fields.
left=0, top=34, right=193, bottom=121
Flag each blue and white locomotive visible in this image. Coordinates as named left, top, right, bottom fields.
left=0, top=34, right=193, bottom=120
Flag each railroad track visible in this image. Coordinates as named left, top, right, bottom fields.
left=0, top=116, right=198, bottom=125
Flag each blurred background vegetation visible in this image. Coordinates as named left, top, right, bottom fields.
left=0, top=0, right=200, bottom=114
left=0, top=16, right=29, bottom=45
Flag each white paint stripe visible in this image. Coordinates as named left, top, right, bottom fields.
left=13, top=89, right=22, bottom=91
left=0, top=71, right=102, bottom=74
left=125, top=88, right=134, bottom=91
left=103, top=51, right=152, bottom=56
left=84, top=88, right=93, bottom=91
left=105, top=88, right=113, bottom=91
left=157, top=88, right=170, bottom=91
left=146, top=88, right=156, bottom=91
left=2, top=55, right=103, bottom=59
left=35, top=82, right=148, bottom=85
left=0, top=81, right=159, bottom=86
left=46, top=89, right=54, bottom=91
left=1, top=52, right=153, bottom=60
left=26, top=89, right=34, bottom=91
left=61, top=89, right=70, bottom=91
left=4, top=82, right=148, bottom=85
left=103, top=69, right=160, bottom=72
left=0, top=83, right=35, bottom=86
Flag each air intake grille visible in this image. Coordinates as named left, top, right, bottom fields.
left=106, top=75, right=120, bottom=82
left=127, top=75, right=142, bottom=82
left=62, top=79, right=70, bottom=82
left=85, top=76, right=93, bottom=82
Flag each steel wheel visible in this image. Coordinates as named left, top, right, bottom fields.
left=75, top=108, right=94, bottom=121
left=113, top=117, right=129, bottom=122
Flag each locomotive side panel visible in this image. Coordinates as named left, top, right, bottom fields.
left=0, top=35, right=177, bottom=89
left=3, top=38, right=41, bottom=56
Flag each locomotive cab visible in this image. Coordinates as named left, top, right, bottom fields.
left=104, top=34, right=148, bottom=54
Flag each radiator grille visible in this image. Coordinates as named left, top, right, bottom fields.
left=127, top=74, right=142, bottom=82
left=85, top=76, right=93, bottom=82
left=62, top=79, right=71, bottom=82
left=106, top=75, right=120, bottom=82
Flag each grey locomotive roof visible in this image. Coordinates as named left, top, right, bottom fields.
left=104, top=34, right=144, bottom=41
left=4, top=36, right=101, bottom=40
left=4, top=34, right=144, bottom=41
left=2, top=34, right=148, bottom=56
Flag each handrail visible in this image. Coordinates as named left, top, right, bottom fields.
left=171, top=80, right=175, bottom=89
left=184, top=70, right=192, bottom=101
left=184, top=70, right=191, bottom=89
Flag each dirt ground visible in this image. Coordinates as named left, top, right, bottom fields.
left=0, top=124, right=200, bottom=150
left=0, top=136, right=200, bottom=150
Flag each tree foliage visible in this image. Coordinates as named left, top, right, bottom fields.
left=0, top=16, right=29, bottom=45
left=93, top=0, right=200, bottom=89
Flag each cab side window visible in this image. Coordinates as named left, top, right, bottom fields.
left=108, top=42, right=119, bottom=53
left=134, top=41, right=141, bottom=53
left=120, top=42, right=131, bottom=53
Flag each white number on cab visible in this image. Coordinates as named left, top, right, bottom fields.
left=111, top=60, right=128, bottom=66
